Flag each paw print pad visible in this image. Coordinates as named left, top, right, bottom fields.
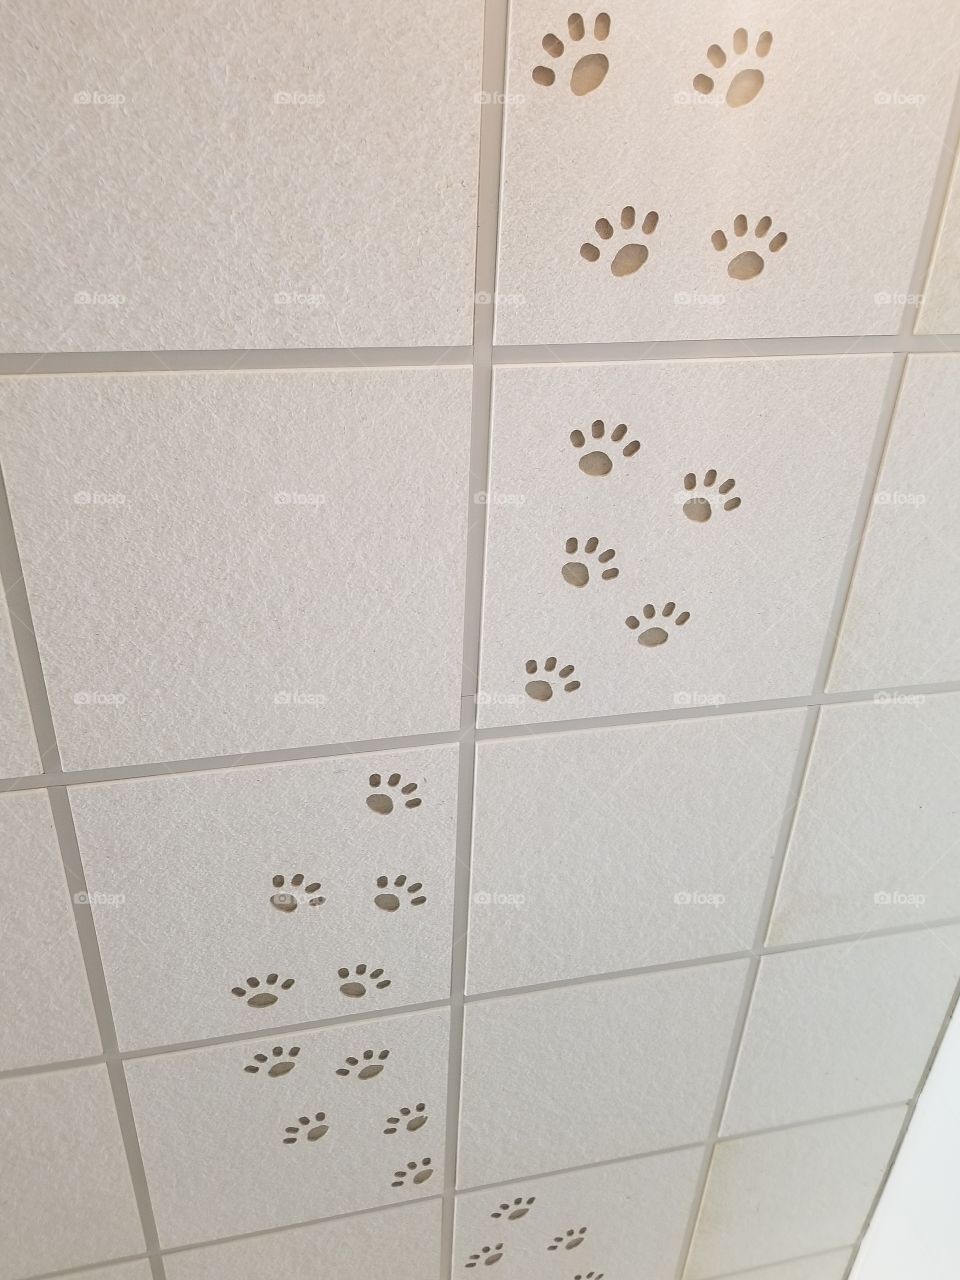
left=524, top=657, right=580, bottom=702
left=581, top=207, right=659, bottom=276
left=570, top=420, right=640, bottom=476
left=532, top=12, right=610, bottom=96
left=713, top=215, right=787, bottom=280
left=626, top=602, right=690, bottom=647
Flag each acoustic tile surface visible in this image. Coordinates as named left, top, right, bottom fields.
left=769, top=693, right=960, bottom=944
left=457, top=960, right=747, bottom=1187
left=0, top=789, right=100, bottom=1069
left=478, top=358, right=889, bottom=726
left=125, top=1008, right=449, bottom=1247
left=468, top=710, right=805, bottom=993
left=0, top=0, right=482, bottom=351
left=0, top=602, right=39, bottom=776
left=686, top=1108, right=906, bottom=1279
left=72, top=1266, right=152, bottom=1280
left=702, top=1253, right=854, bottom=1280
left=917, top=157, right=960, bottom=334
left=0, top=1066, right=144, bottom=1280
left=495, top=1, right=960, bottom=344
left=453, top=1146, right=702, bottom=1277
left=71, top=744, right=458, bottom=1049
left=723, top=926, right=960, bottom=1133
left=164, top=1201, right=440, bottom=1280
left=0, top=369, right=471, bottom=769
left=830, top=356, right=960, bottom=690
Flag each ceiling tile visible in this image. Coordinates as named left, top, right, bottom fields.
left=0, top=601, right=38, bottom=776
left=71, top=1266, right=152, bottom=1280
left=697, top=1251, right=854, bottom=1280
left=917, top=158, right=960, bottom=334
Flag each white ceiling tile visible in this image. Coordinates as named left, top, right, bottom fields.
left=829, top=356, right=960, bottom=690
left=686, top=1109, right=905, bottom=1279
left=495, top=1, right=959, bottom=343
left=0, top=790, right=100, bottom=1069
left=768, top=692, right=960, bottom=945
left=723, top=926, right=960, bottom=1134
left=453, top=1147, right=701, bottom=1277
left=71, top=1266, right=152, bottom=1280
left=469, top=710, right=806, bottom=993
left=0, top=369, right=471, bottom=769
left=125, top=1007, right=449, bottom=1248
left=0, top=602, right=39, bottom=776
left=71, top=744, right=458, bottom=1050
left=478, top=358, right=889, bottom=726
left=697, top=1252, right=854, bottom=1280
left=0, top=1065, right=144, bottom=1280
left=164, top=1201, right=440, bottom=1280
left=0, top=0, right=481, bottom=351
left=457, top=960, right=747, bottom=1187
left=917, top=157, right=960, bottom=334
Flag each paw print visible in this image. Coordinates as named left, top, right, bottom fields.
left=367, top=772, right=421, bottom=814
left=693, top=28, right=773, bottom=107
left=384, top=1102, right=428, bottom=1134
left=524, top=657, right=580, bottom=702
left=492, top=1195, right=536, bottom=1220
left=392, top=1157, right=434, bottom=1188
left=562, top=536, right=618, bottom=587
left=532, top=11, right=610, bottom=96
left=336, top=1048, right=390, bottom=1079
left=269, top=873, right=324, bottom=913
left=230, top=974, right=295, bottom=1008
left=466, top=1243, right=505, bottom=1268
left=683, top=471, right=741, bottom=522
left=575, top=1273, right=604, bottom=1279
left=338, top=964, right=391, bottom=998
left=581, top=207, right=659, bottom=277
left=244, top=1045, right=300, bottom=1076
left=548, top=1226, right=588, bottom=1251
left=712, top=215, right=787, bottom=280
left=282, top=1111, right=328, bottom=1144
left=626, top=602, right=691, bottom=647
left=570, top=420, right=640, bottom=476
left=375, top=874, right=427, bottom=912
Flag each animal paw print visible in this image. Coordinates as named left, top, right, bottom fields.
left=269, top=873, right=324, bottom=913
left=282, top=1111, right=328, bottom=1144
left=693, top=28, right=773, bottom=107
left=581, top=207, right=659, bottom=277
left=367, top=772, right=421, bottom=815
left=626, top=602, right=691, bottom=647
left=466, top=1244, right=504, bottom=1268
left=570, top=420, right=640, bottom=476
left=245, top=1045, right=300, bottom=1076
left=548, top=1227, right=588, bottom=1251
left=575, top=1273, right=604, bottom=1279
left=492, top=1196, right=536, bottom=1220
left=338, top=964, right=391, bottom=998
left=683, top=471, right=741, bottom=522
left=384, top=1103, right=428, bottom=1134
left=524, top=657, right=580, bottom=703
left=532, top=11, right=610, bottom=97
left=392, top=1157, right=434, bottom=1188
left=375, top=874, right=427, bottom=912
left=336, top=1048, right=390, bottom=1079
left=562, top=537, right=618, bottom=587
left=712, top=215, right=787, bottom=280
left=230, top=974, right=295, bottom=1008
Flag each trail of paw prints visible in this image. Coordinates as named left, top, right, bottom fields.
left=548, top=1226, right=588, bottom=1251
left=282, top=1111, right=328, bottom=1144
left=231, top=973, right=295, bottom=1008
left=581, top=207, right=659, bottom=277
left=466, top=1243, right=505, bottom=1268
left=491, top=1195, right=536, bottom=1220
left=392, top=1157, right=434, bottom=1188
left=269, top=872, right=324, bottom=913
left=524, top=657, right=580, bottom=702
left=383, top=1102, right=428, bottom=1134
left=562, top=536, right=618, bottom=587
left=367, top=772, right=421, bottom=814
left=694, top=28, right=773, bottom=106
left=375, top=874, right=427, bottom=911
left=532, top=11, right=610, bottom=96
left=713, top=215, right=787, bottom=280
left=570, top=420, right=640, bottom=476
left=626, top=602, right=690, bottom=647
left=683, top=471, right=741, bottom=522
left=336, top=1048, right=390, bottom=1079
left=244, top=1045, right=300, bottom=1076
left=338, top=963, right=391, bottom=998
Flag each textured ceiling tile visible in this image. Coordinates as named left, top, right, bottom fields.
left=698, top=1251, right=854, bottom=1280
left=723, top=926, right=960, bottom=1134
left=453, top=1147, right=701, bottom=1276
left=70, top=1266, right=152, bottom=1280
left=164, top=1201, right=440, bottom=1280
left=478, top=358, right=890, bottom=726
left=0, top=601, right=39, bottom=776
left=768, top=692, right=960, bottom=945
left=495, top=0, right=960, bottom=343
left=71, top=744, right=458, bottom=1050
left=686, top=1108, right=906, bottom=1279
left=125, top=1008, right=449, bottom=1248
left=0, top=369, right=471, bottom=769
left=829, top=355, right=960, bottom=690
left=468, top=710, right=806, bottom=993
left=0, top=0, right=481, bottom=351
left=917, top=157, right=960, bottom=334
left=0, top=1065, right=144, bottom=1280
left=0, top=790, right=100, bottom=1070
left=457, top=959, right=748, bottom=1187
